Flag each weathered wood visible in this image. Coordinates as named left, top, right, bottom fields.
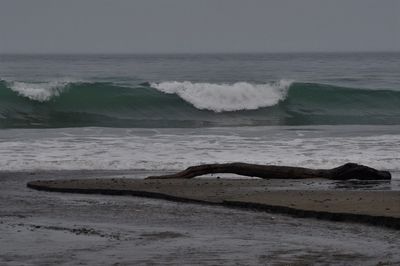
left=146, top=163, right=391, bottom=180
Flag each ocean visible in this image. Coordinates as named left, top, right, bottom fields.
left=1, top=53, right=400, bottom=265
left=0, top=52, right=399, bottom=177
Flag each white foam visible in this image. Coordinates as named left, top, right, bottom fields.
left=151, top=80, right=293, bottom=112
left=7, top=80, right=72, bottom=102
left=0, top=127, right=398, bottom=179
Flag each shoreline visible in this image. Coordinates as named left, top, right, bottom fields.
left=2, top=169, right=400, bottom=265
left=27, top=178, right=400, bottom=229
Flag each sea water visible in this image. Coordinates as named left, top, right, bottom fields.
left=1, top=53, right=400, bottom=265
left=0, top=53, right=399, bottom=176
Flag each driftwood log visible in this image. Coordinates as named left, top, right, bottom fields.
left=146, top=163, right=391, bottom=180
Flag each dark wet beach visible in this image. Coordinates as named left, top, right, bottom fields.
left=1, top=170, right=399, bottom=265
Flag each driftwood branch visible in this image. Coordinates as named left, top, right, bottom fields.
left=146, top=163, right=391, bottom=180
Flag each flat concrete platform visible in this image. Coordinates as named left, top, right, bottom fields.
left=27, top=178, right=400, bottom=229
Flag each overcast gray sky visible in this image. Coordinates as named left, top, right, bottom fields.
left=0, top=0, right=399, bottom=53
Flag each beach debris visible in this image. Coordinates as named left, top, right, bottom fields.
left=146, top=163, right=391, bottom=180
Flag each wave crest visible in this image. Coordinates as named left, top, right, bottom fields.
left=1, top=79, right=400, bottom=128
left=151, top=80, right=292, bottom=112
left=6, top=80, right=72, bottom=102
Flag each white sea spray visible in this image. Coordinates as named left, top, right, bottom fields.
left=6, top=79, right=74, bottom=102
left=151, top=80, right=293, bottom=112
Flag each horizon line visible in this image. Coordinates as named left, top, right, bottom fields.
left=1, top=50, right=400, bottom=56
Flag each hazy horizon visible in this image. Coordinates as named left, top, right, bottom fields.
left=1, top=50, right=400, bottom=56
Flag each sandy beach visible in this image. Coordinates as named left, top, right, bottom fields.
left=0, top=170, right=399, bottom=265
left=27, top=178, right=400, bottom=229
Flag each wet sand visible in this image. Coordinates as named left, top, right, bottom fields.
left=27, top=178, right=400, bottom=229
left=2, top=170, right=400, bottom=265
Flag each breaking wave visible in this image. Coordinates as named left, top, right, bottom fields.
left=0, top=79, right=399, bottom=128
left=151, top=80, right=292, bottom=112
left=6, top=79, right=73, bottom=102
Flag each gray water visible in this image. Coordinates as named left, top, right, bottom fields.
left=1, top=53, right=399, bottom=88
left=1, top=53, right=399, bottom=265
left=1, top=53, right=400, bottom=128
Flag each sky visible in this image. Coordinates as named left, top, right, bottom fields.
left=0, top=0, right=399, bottom=54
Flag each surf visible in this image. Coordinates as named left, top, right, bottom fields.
left=0, top=79, right=399, bottom=128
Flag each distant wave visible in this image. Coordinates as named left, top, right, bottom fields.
left=1, top=79, right=400, bottom=128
